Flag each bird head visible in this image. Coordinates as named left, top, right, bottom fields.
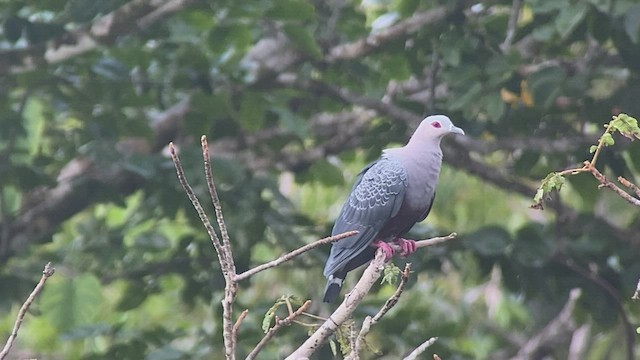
left=410, top=115, right=465, bottom=144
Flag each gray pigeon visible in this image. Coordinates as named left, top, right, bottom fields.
left=323, top=115, right=464, bottom=303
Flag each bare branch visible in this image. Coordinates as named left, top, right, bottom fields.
left=169, top=143, right=226, bottom=264
left=587, top=165, right=640, bottom=207
left=326, top=6, right=450, bottom=62
left=403, top=337, right=438, bottom=360
left=346, top=263, right=412, bottom=360
left=235, top=231, right=358, bottom=281
left=0, top=263, right=55, bottom=360
left=170, top=141, right=239, bottom=360
left=201, top=136, right=235, bottom=270
left=247, top=300, right=312, bottom=360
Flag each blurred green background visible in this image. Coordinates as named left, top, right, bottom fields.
left=1, top=0, right=640, bottom=359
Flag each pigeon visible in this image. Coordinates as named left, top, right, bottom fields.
left=323, top=115, right=464, bottom=303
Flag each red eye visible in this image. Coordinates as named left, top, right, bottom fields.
left=431, top=121, right=441, bottom=128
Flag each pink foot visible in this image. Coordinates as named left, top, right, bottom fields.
left=393, top=238, right=417, bottom=257
left=371, top=240, right=394, bottom=261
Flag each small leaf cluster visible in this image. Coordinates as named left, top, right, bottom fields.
left=262, top=294, right=304, bottom=333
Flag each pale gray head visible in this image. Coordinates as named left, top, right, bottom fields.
left=408, top=115, right=464, bottom=145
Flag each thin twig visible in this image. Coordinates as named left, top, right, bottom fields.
left=201, top=136, right=235, bottom=267
left=403, top=337, right=438, bottom=360
left=169, top=143, right=226, bottom=265
left=232, top=309, right=249, bottom=340
left=500, top=0, right=522, bottom=52
left=171, top=142, right=238, bottom=360
left=246, top=300, right=312, bottom=360
left=0, top=263, right=55, bottom=360
left=588, top=166, right=640, bottom=207
left=235, top=230, right=358, bottom=281
left=347, top=263, right=412, bottom=360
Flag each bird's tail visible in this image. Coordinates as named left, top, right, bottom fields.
left=323, top=275, right=343, bottom=303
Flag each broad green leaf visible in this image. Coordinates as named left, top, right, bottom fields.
left=464, top=226, right=511, bottom=257
left=554, top=3, right=588, bottom=39
left=309, top=159, right=344, bottom=187
left=282, top=24, right=322, bottom=59
left=41, top=274, right=103, bottom=332
left=239, top=91, right=267, bottom=132
left=610, top=113, right=640, bottom=139
left=527, top=67, right=566, bottom=108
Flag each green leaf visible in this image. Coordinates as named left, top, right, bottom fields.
left=282, top=24, right=322, bottom=59
left=261, top=295, right=303, bottom=333
left=381, top=263, right=401, bottom=285
left=266, top=0, right=316, bottom=22
left=464, top=226, right=511, bottom=257
left=554, top=3, right=588, bottom=39
left=309, top=159, right=344, bottom=187
left=589, top=145, right=598, bottom=153
left=262, top=298, right=285, bottom=333
left=239, top=91, right=267, bottom=132
left=533, top=172, right=565, bottom=203
left=601, top=132, right=615, bottom=146
left=512, top=224, right=553, bottom=267
left=610, top=113, right=640, bottom=140
left=527, top=67, right=567, bottom=108
left=41, top=274, right=103, bottom=332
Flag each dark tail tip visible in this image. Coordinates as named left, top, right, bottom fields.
left=323, top=278, right=342, bottom=303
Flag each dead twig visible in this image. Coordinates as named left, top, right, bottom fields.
left=0, top=263, right=55, bottom=360
left=235, top=230, right=358, bottom=281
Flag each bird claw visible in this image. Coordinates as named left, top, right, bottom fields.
left=371, top=240, right=394, bottom=261
left=393, top=238, right=417, bottom=257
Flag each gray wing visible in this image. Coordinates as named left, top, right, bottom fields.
left=323, top=158, right=407, bottom=277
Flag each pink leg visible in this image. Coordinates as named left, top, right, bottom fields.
left=393, top=238, right=417, bottom=257
left=371, top=240, right=394, bottom=261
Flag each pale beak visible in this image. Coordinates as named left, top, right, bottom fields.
left=449, top=124, right=465, bottom=135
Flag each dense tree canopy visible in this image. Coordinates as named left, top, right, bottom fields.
left=1, top=0, right=640, bottom=359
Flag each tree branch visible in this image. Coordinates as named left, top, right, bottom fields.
left=0, top=0, right=199, bottom=75
left=346, top=263, right=412, bottom=360
left=286, top=251, right=388, bottom=360
left=510, top=288, right=581, bottom=360
left=287, top=233, right=457, bottom=359
left=0, top=263, right=55, bottom=360
left=235, top=230, right=358, bottom=281
left=326, top=6, right=450, bottom=62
